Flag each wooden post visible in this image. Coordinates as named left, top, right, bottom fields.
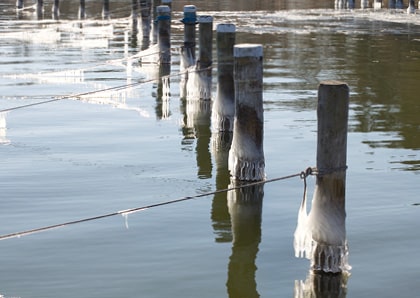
left=79, top=0, right=86, bottom=19
left=161, top=0, right=172, bottom=10
left=157, top=5, right=171, bottom=65
left=16, top=0, right=24, bottom=9
left=310, top=81, right=350, bottom=273
left=36, top=0, right=43, bottom=19
left=103, top=0, right=110, bottom=20
left=360, top=0, right=369, bottom=9
left=186, top=15, right=213, bottom=101
left=228, top=44, right=265, bottom=182
left=212, top=24, right=236, bottom=132
left=132, top=0, right=139, bottom=18
left=52, top=0, right=60, bottom=20
left=407, top=0, right=416, bottom=13
left=347, top=0, right=355, bottom=9
left=151, top=0, right=159, bottom=44
left=389, top=0, right=396, bottom=8
left=140, top=0, right=151, bottom=50
left=181, top=5, right=197, bottom=68
left=396, top=0, right=404, bottom=8
left=373, top=0, right=382, bottom=9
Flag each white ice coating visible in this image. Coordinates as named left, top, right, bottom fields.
left=183, top=5, right=197, bottom=13
left=234, top=44, right=263, bottom=58
left=294, top=184, right=351, bottom=273
left=216, top=23, right=236, bottom=33
left=157, top=5, right=171, bottom=13
left=228, top=136, right=265, bottom=181
left=0, top=113, right=10, bottom=145
left=186, top=66, right=212, bottom=101
left=198, top=16, right=213, bottom=23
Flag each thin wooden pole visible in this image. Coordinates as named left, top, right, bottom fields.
left=157, top=5, right=171, bottom=64
left=79, top=0, right=86, bottom=19
left=132, top=0, right=139, bottom=18
left=228, top=44, right=265, bottom=182
left=310, top=81, right=350, bottom=273
left=140, top=0, right=151, bottom=50
left=16, top=0, right=24, bottom=9
left=212, top=23, right=236, bottom=132
left=52, top=0, right=60, bottom=20
left=103, top=0, right=110, bottom=20
left=181, top=5, right=197, bottom=68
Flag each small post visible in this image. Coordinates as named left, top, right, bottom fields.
left=181, top=5, right=197, bottom=68
left=52, top=0, right=60, bottom=20
left=151, top=0, right=159, bottom=44
left=132, top=0, right=139, bottom=18
left=389, top=0, right=396, bottom=8
left=347, top=0, right=355, bottom=9
left=198, top=16, right=213, bottom=70
left=79, top=0, right=86, bottom=19
left=156, top=5, right=171, bottom=65
left=36, top=0, right=44, bottom=19
left=407, top=0, right=416, bottom=13
left=373, top=0, right=382, bottom=9
left=140, top=0, right=152, bottom=50
left=310, top=81, right=350, bottom=273
left=161, top=0, right=172, bottom=10
left=212, top=24, right=236, bottom=132
left=102, top=0, right=110, bottom=20
left=360, top=0, right=369, bottom=9
left=16, top=0, right=24, bottom=9
left=396, top=0, right=404, bottom=8
left=228, top=44, right=265, bottom=181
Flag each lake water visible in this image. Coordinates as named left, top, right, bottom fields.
left=0, top=0, right=419, bottom=297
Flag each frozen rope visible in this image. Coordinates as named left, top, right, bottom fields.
left=0, top=168, right=310, bottom=241
left=0, top=66, right=212, bottom=114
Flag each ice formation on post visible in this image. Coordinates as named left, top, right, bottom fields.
left=228, top=44, right=265, bottom=181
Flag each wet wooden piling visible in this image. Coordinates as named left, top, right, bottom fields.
left=79, top=0, right=86, bottom=19
left=157, top=5, right=171, bottom=64
left=228, top=44, right=265, bottom=181
left=36, top=0, right=43, bottom=19
left=181, top=5, right=197, bottom=68
left=310, top=81, right=350, bottom=272
left=103, top=0, right=110, bottom=19
left=212, top=24, right=236, bottom=132
left=16, top=0, right=24, bottom=9
left=52, top=0, right=60, bottom=19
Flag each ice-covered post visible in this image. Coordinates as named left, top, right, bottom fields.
left=36, top=0, right=43, bottom=19
left=16, top=0, right=24, bottom=9
left=102, top=0, right=110, bottom=19
left=360, top=0, right=369, bottom=9
left=373, top=0, right=382, bottom=9
left=140, top=0, right=151, bottom=50
left=228, top=44, right=265, bottom=181
left=304, top=81, right=350, bottom=273
left=212, top=24, right=236, bottom=132
left=407, top=0, right=416, bottom=13
left=186, top=15, right=213, bottom=100
left=157, top=5, right=171, bottom=65
left=52, top=0, right=60, bottom=19
left=79, top=0, right=86, bottom=19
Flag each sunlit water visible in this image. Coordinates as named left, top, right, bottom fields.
left=0, top=0, right=419, bottom=297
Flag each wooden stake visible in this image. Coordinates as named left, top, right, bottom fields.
left=228, top=44, right=265, bottom=181
left=310, top=81, right=350, bottom=273
left=102, top=0, right=110, bottom=19
left=157, top=5, right=171, bottom=64
left=79, top=0, right=86, bottom=19
left=52, top=0, right=60, bottom=20
left=16, top=0, right=24, bottom=9
left=212, top=24, right=236, bottom=132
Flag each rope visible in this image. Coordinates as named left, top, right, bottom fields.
left=0, top=169, right=309, bottom=241
left=0, top=66, right=212, bottom=114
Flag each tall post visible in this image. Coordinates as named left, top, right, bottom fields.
left=36, top=0, right=44, bottom=19
left=156, top=5, right=171, bottom=65
left=102, top=0, right=110, bottom=19
left=16, top=0, right=24, bottom=9
left=212, top=24, right=236, bottom=132
left=360, top=0, right=369, bottom=9
left=140, top=0, right=151, bottom=50
left=309, top=81, right=350, bottom=273
left=52, top=0, right=60, bottom=20
left=132, top=0, right=139, bottom=18
left=228, top=44, right=265, bottom=182
left=79, top=0, right=86, bottom=19
left=181, top=5, right=197, bottom=68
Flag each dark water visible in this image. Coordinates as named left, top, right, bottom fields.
left=0, top=0, right=419, bottom=297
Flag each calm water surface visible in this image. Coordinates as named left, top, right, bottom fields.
left=0, top=0, right=419, bottom=297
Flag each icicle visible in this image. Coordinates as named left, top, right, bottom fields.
left=293, top=181, right=311, bottom=258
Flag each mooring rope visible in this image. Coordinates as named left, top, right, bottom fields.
left=0, top=66, right=212, bottom=114
left=0, top=168, right=314, bottom=241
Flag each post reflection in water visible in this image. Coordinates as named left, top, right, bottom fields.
left=294, top=271, right=349, bottom=298
left=210, top=131, right=233, bottom=243
left=226, top=180, right=264, bottom=298
left=153, top=64, right=171, bottom=119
